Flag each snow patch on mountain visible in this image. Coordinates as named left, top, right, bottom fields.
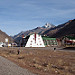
left=42, top=23, right=55, bottom=28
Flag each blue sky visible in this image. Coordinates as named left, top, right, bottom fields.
left=0, top=0, right=75, bottom=36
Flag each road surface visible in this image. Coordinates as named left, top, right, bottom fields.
left=0, top=56, right=36, bottom=75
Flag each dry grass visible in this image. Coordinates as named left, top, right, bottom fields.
left=0, top=47, right=75, bottom=75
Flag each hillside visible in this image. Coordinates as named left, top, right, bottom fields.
left=0, top=30, right=13, bottom=43
left=13, top=23, right=55, bottom=43
left=13, top=19, right=75, bottom=44
left=43, top=19, right=75, bottom=38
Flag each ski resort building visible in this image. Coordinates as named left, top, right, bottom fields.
left=20, top=33, right=58, bottom=47
left=62, top=36, right=75, bottom=47
left=20, top=33, right=45, bottom=47
left=42, top=36, right=58, bottom=46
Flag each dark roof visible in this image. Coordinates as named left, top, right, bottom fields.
left=65, top=36, right=75, bottom=40
left=25, top=35, right=30, bottom=39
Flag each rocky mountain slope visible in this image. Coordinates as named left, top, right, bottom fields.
left=43, top=19, right=75, bottom=38
left=13, top=23, right=55, bottom=43
left=0, top=30, right=13, bottom=43
left=13, top=19, right=75, bottom=44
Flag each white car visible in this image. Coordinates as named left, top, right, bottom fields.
left=0, top=42, right=6, bottom=47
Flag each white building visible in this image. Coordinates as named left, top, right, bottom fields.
left=20, top=33, right=45, bottom=47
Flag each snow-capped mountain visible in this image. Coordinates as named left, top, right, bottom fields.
left=42, top=23, right=55, bottom=28
left=13, top=23, right=55, bottom=44
left=43, top=19, right=75, bottom=38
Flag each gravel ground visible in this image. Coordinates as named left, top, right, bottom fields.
left=0, top=56, right=36, bottom=75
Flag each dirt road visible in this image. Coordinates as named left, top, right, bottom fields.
left=0, top=56, right=36, bottom=75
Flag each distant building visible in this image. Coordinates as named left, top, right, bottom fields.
left=42, top=36, right=58, bottom=46
left=62, top=36, right=75, bottom=47
left=11, top=43, right=17, bottom=47
left=0, top=42, right=6, bottom=47
left=20, top=33, right=45, bottom=47
left=20, top=33, right=58, bottom=47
